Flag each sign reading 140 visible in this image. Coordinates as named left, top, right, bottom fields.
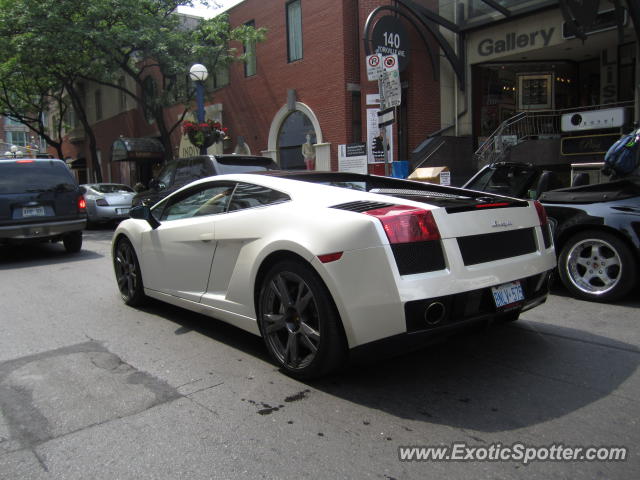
left=383, top=31, right=401, bottom=49
left=371, top=15, right=409, bottom=72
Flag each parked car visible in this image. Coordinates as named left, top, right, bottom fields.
left=464, top=162, right=640, bottom=302
left=112, top=171, right=555, bottom=378
left=132, top=154, right=279, bottom=207
left=0, top=158, right=86, bottom=252
left=81, top=183, right=135, bottom=225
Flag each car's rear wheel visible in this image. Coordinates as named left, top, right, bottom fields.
left=258, top=260, right=346, bottom=379
left=113, top=238, right=146, bottom=306
left=558, top=230, right=636, bottom=302
left=62, top=231, right=82, bottom=253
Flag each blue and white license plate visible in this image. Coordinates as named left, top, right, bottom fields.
left=23, top=206, right=45, bottom=217
left=491, top=281, right=524, bottom=308
left=116, top=208, right=130, bottom=215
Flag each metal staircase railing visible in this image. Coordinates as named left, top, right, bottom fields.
left=474, top=102, right=634, bottom=167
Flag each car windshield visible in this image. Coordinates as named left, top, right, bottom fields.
left=0, top=161, right=76, bottom=194
left=466, top=165, right=540, bottom=197
left=92, top=184, right=134, bottom=193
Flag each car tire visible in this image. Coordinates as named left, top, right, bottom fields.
left=113, top=237, right=147, bottom=306
left=258, top=259, right=347, bottom=379
left=558, top=230, right=636, bottom=302
left=62, top=231, right=83, bottom=253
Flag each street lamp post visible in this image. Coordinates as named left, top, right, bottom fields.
left=189, top=63, right=209, bottom=155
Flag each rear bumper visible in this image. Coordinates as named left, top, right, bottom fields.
left=350, top=270, right=552, bottom=360
left=0, top=218, right=86, bottom=241
left=88, top=205, right=131, bottom=222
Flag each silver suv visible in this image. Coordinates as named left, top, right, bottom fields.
left=0, top=158, right=87, bottom=252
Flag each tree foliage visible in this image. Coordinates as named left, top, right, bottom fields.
left=0, top=0, right=265, bottom=177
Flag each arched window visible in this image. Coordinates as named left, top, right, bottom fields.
left=277, top=111, right=316, bottom=170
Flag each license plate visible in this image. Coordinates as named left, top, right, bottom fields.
left=491, top=281, right=524, bottom=308
left=116, top=208, right=130, bottom=215
left=23, top=206, right=45, bottom=217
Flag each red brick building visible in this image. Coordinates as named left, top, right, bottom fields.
left=58, top=1, right=640, bottom=187
left=58, top=0, right=443, bottom=185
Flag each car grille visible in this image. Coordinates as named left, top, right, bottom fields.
left=391, top=241, right=445, bottom=275
left=457, top=227, right=537, bottom=266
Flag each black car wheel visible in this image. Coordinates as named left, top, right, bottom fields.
left=558, top=230, right=636, bottom=302
left=113, top=238, right=146, bottom=306
left=62, top=231, right=83, bottom=253
left=258, top=260, right=347, bottom=379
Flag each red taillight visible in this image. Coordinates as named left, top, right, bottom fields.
left=365, top=205, right=440, bottom=244
left=318, top=252, right=343, bottom=263
left=95, top=198, right=109, bottom=206
left=16, top=159, right=35, bottom=164
left=533, top=200, right=548, bottom=226
left=475, top=202, right=510, bottom=208
left=78, top=196, right=86, bottom=210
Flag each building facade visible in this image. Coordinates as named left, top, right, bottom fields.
left=57, top=0, right=639, bottom=187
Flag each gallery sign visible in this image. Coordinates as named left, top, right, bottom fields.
left=371, top=15, right=409, bottom=72
left=477, top=27, right=555, bottom=57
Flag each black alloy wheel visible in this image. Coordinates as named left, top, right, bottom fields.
left=258, top=260, right=346, bottom=379
left=113, top=238, right=146, bottom=306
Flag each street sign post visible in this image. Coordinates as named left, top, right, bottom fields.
left=366, top=54, right=401, bottom=177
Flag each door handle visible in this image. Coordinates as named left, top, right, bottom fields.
left=199, top=233, right=214, bottom=242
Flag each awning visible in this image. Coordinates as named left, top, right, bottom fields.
left=111, top=137, right=164, bottom=162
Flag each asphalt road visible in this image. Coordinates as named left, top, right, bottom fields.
left=0, top=226, right=638, bottom=479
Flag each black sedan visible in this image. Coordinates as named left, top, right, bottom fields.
left=464, top=163, right=640, bottom=302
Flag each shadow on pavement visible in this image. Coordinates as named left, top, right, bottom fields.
left=311, top=320, right=639, bottom=432
left=0, top=242, right=104, bottom=269
left=132, top=298, right=639, bottom=433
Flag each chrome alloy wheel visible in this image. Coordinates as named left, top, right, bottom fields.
left=565, top=237, right=622, bottom=296
left=261, top=271, right=321, bottom=370
left=114, top=240, right=140, bottom=302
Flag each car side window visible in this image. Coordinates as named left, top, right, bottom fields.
left=227, top=182, right=290, bottom=212
left=159, top=183, right=236, bottom=221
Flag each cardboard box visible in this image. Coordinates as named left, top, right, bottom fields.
left=408, top=166, right=451, bottom=185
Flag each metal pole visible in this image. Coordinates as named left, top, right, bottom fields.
left=378, top=77, right=390, bottom=176
left=195, top=81, right=207, bottom=155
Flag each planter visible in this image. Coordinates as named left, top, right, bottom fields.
left=187, top=128, right=222, bottom=149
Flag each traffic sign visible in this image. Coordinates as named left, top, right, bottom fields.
left=383, top=54, right=399, bottom=72
left=366, top=54, right=383, bottom=81
left=380, top=70, right=401, bottom=108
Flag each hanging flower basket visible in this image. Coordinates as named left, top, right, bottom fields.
left=183, top=120, right=229, bottom=149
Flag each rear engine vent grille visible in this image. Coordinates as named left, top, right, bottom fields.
left=457, top=228, right=537, bottom=266
left=391, top=240, right=446, bottom=275
left=330, top=201, right=394, bottom=213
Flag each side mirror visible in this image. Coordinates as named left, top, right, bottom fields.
left=79, top=186, right=87, bottom=195
left=129, top=205, right=161, bottom=230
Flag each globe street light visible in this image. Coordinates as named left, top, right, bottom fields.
left=189, top=63, right=209, bottom=155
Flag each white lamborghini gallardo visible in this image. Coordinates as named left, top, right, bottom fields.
left=112, top=171, right=556, bottom=378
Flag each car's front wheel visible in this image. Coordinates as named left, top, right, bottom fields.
left=113, top=238, right=146, bottom=306
left=62, top=231, right=83, bottom=253
left=558, top=230, right=636, bottom=302
left=258, top=260, right=347, bottom=379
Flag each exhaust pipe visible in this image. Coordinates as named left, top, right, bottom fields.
left=424, top=301, right=446, bottom=326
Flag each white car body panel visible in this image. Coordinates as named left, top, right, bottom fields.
left=113, top=173, right=556, bottom=349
